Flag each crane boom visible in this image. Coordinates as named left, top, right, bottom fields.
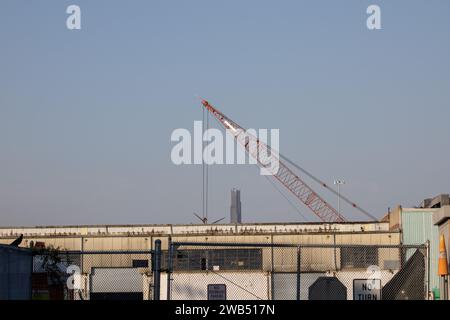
left=201, top=99, right=346, bottom=223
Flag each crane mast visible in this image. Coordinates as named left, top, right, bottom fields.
left=201, top=99, right=346, bottom=223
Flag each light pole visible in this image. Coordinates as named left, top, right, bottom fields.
left=334, top=179, right=345, bottom=216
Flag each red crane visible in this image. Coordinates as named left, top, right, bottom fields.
left=201, top=99, right=347, bottom=223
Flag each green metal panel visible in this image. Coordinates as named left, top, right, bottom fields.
left=401, top=209, right=439, bottom=294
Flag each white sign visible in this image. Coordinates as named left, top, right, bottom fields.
left=353, top=279, right=382, bottom=300
left=207, top=284, right=226, bottom=300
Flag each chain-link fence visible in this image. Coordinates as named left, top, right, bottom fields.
left=28, top=242, right=429, bottom=300
left=165, top=242, right=429, bottom=300
left=31, top=249, right=153, bottom=300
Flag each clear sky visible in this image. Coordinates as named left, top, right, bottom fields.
left=1, top=0, right=449, bottom=226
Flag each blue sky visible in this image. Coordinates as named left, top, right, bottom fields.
left=1, top=0, right=449, bottom=226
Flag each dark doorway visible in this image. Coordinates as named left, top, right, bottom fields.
left=309, top=277, right=347, bottom=300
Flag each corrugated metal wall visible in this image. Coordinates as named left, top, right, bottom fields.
left=401, top=209, right=439, bottom=293
left=0, top=245, right=32, bottom=300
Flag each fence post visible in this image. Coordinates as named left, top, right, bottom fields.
left=270, top=243, right=274, bottom=300
left=425, top=240, right=430, bottom=300
left=153, top=239, right=161, bottom=300
left=166, top=239, right=174, bottom=300
left=296, top=246, right=301, bottom=300
left=29, top=251, right=33, bottom=300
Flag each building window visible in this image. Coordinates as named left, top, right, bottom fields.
left=340, top=247, right=378, bottom=269
left=132, top=259, right=149, bottom=268
left=162, top=249, right=263, bottom=271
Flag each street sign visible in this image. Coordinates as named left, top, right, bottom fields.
left=353, top=279, right=381, bottom=300
left=207, top=284, right=227, bottom=300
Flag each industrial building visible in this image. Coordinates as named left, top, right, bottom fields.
left=430, top=195, right=450, bottom=300
left=0, top=194, right=444, bottom=301
left=1, top=195, right=447, bottom=300
left=383, top=205, right=440, bottom=297
left=0, top=221, right=426, bottom=300
left=382, top=194, right=450, bottom=300
left=0, top=221, right=396, bottom=251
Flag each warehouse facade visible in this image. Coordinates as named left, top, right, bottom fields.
left=0, top=222, right=428, bottom=300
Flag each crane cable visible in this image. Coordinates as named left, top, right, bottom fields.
left=202, top=107, right=210, bottom=222
left=205, top=109, right=209, bottom=222
left=202, top=107, right=205, bottom=220
left=278, top=153, right=377, bottom=221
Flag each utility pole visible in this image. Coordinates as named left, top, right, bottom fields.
left=334, top=180, right=345, bottom=217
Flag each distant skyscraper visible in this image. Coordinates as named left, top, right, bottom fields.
left=230, top=188, right=242, bottom=224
